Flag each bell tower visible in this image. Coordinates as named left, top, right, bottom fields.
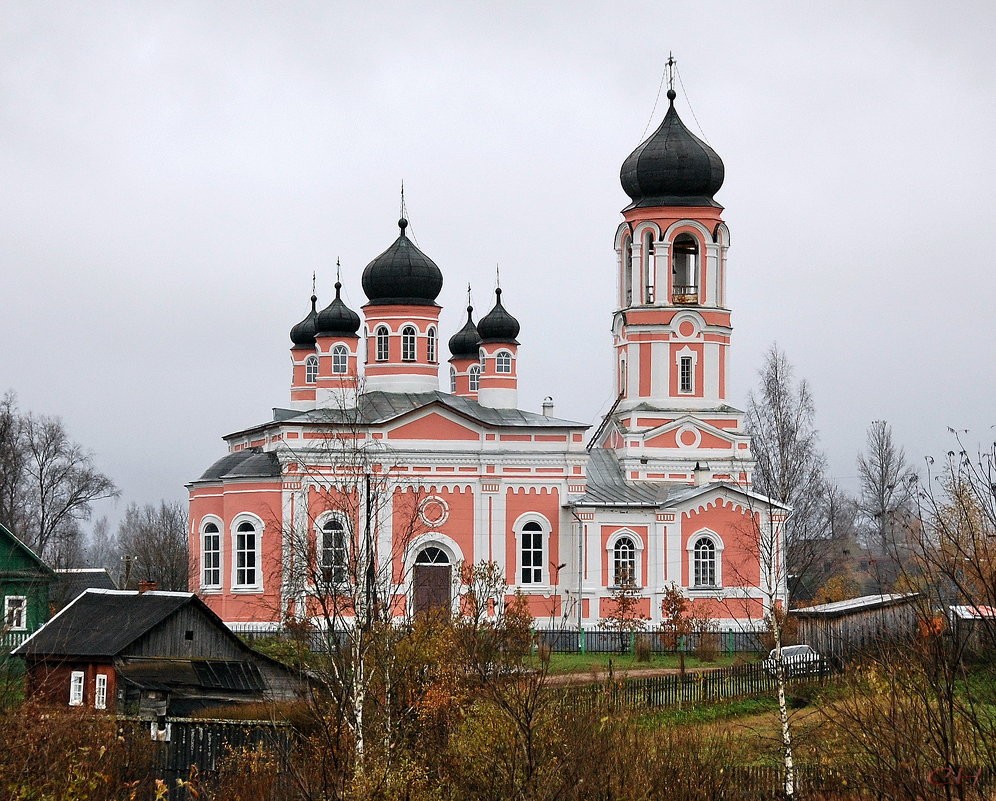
left=599, top=59, right=753, bottom=486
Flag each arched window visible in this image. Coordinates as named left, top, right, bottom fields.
left=201, top=521, right=221, bottom=588
left=672, top=234, right=699, bottom=304
left=415, top=546, right=449, bottom=565
left=375, top=326, right=390, bottom=362
left=613, top=536, right=637, bottom=586
left=623, top=235, right=633, bottom=307
left=321, top=517, right=348, bottom=585
left=468, top=364, right=481, bottom=392
left=305, top=355, right=319, bottom=384
left=402, top=326, right=417, bottom=361
left=643, top=231, right=655, bottom=304
left=427, top=326, right=437, bottom=363
left=449, top=365, right=457, bottom=393
left=234, top=520, right=260, bottom=589
left=520, top=521, right=544, bottom=584
left=495, top=350, right=512, bottom=373
left=693, top=538, right=718, bottom=587
left=331, top=345, right=349, bottom=374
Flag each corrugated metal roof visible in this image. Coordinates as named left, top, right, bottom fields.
left=792, top=593, right=920, bottom=617
left=571, top=449, right=665, bottom=507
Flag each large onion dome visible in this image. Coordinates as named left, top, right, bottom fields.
left=448, top=305, right=481, bottom=358
left=477, top=288, right=520, bottom=343
left=620, top=90, right=724, bottom=209
left=315, top=281, right=360, bottom=336
left=289, top=294, right=319, bottom=346
left=361, top=218, right=443, bottom=306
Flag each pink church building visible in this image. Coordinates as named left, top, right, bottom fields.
left=188, top=86, right=787, bottom=634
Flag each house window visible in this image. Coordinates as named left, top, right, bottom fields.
left=3, top=596, right=26, bottom=631
left=495, top=350, right=512, bottom=373
left=94, top=674, right=108, bottom=710
left=375, top=326, right=389, bottom=361
left=332, top=345, right=348, bottom=374
left=401, top=326, right=417, bottom=361
left=693, top=537, right=718, bottom=587
left=305, top=355, right=319, bottom=384
left=449, top=366, right=457, bottom=393
left=69, top=671, right=84, bottom=706
left=201, top=522, right=221, bottom=588
left=427, top=326, right=437, bottom=363
left=468, top=364, right=480, bottom=392
left=520, top=521, right=545, bottom=585
left=321, top=517, right=348, bottom=585
left=234, top=520, right=259, bottom=589
left=679, top=355, right=693, bottom=394
left=613, top=537, right=637, bottom=586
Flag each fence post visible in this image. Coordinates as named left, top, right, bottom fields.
left=579, top=628, right=587, bottom=654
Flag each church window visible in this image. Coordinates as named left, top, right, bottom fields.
left=468, top=364, right=480, bottom=392
left=234, top=520, right=260, bottom=589
left=375, top=327, right=389, bottom=361
left=623, top=235, right=633, bottom=307
left=643, top=231, right=655, bottom=304
left=613, top=536, right=637, bottom=586
left=449, top=365, right=456, bottom=393
left=402, top=326, right=417, bottom=361
left=496, top=350, right=512, bottom=373
left=321, top=517, right=348, bottom=585
left=519, top=520, right=545, bottom=584
left=332, top=345, right=348, bottom=374
left=672, top=234, right=699, bottom=303
left=692, top=537, right=718, bottom=587
left=427, top=327, right=437, bottom=363
left=201, top=522, right=221, bottom=588
left=679, top=356, right=693, bottom=394
left=305, top=355, right=319, bottom=384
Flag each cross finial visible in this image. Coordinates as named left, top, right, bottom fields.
left=311, top=270, right=316, bottom=295
left=400, top=181, right=406, bottom=219
left=666, top=52, right=676, bottom=93
left=336, top=257, right=341, bottom=284
left=467, top=282, right=472, bottom=306
left=496, top=263, right=501, bottom=290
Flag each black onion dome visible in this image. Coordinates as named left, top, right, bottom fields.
left=361, top=218, right=443, bottom=306
left=289, top=294, right=319, bottom=346
left=315, top=281, right=360, bottom=336
left=620, top=91, right=724, bottom=209
left=448, top=305, right=481, bottom=358
left=477, top=288, right=520, bottom=343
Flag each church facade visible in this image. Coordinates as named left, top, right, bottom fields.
left=188, top=88, right=787, bottom=634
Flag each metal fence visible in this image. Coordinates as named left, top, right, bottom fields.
left=535, top=627, right=768, bottom=654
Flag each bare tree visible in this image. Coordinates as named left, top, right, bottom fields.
left=116, top=500, right=189, bottom=591
left=746, top=345, right=831, bottom=600
left=858, top=419, right=917, bottom=555
left=0, top=392, right=118, bottom=561
left=83, top=515, right=121, bottom=571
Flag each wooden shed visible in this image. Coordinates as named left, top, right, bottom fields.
left=791, top=593, right=920, bottom=661
left=13, top=589, right=310, bottom=717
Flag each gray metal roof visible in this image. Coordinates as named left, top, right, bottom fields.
left=196, top=449, right=281, bottom=482
left=571, top=449, right=666, bottom=507
left=792, top=593, right=920, bottom=618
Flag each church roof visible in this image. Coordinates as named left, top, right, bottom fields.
left=575, top=449, right=665, bottom=506
left=196, top=450, right=281, bottom=482
left=361, top=218, right=443, bottom=306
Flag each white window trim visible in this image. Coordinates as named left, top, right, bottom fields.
left=94, top=673, right=108, bottom=710
left=468, top=364, right=481, bottom=392
left=675, top=346, right=697, bottom=395
left=605, top=530, right=645, bottom=588
left=401, top=325, right=418, bottom=362
left=427, top=326, right=437, bottom=363
left=514, top=513, right=552, bottom=588
left=449, top=365, right=457, bottom=393
left=231, top=514, right=264, bottom=592
left=316, top=512, right=350, bottom=587
left=495, top=349, right=513, bottom=374
left=304, top=354, right=319, bottom=384
left=375, top=326, right=390, bottom=362
left=69, top=670, right=84, bottom=706
left=331, top=344, right=349, bottom=374
left=3, top=595, right=27, bottom=631
left=686, top=530, right=725, bottom=590
left=200, top=517, right=223, bottom=591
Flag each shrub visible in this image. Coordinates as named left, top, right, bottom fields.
left=634, top=634, right=653, bottom=663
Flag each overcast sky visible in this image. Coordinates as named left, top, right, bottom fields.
left=2, top=1, right=994, bottom=528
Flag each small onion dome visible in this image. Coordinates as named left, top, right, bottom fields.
left=315, top=281, right=360, bottom=336
left=619, top=90, right=724, bottom=209
left=448, top=305, right=481, bottom=358
left=477, top=288, right=520, bottom=343
left=289, top=294, right=319, bottom=346
left=361, top=218, right=443, bottom=306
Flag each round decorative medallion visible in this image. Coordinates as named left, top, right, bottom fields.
left=418, top=496, right=449, bottom=527
left=676, top=425, right=701, bottom=449
left=678, top=320, right=696, bottom=338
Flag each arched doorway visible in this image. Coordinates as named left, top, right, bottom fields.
left=412, top=546, right=451, bottom=616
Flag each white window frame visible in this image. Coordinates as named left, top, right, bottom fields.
left=679, top=356, right=693, bottom=393
left=331, top=344, right=349, bottom=374
left=318, top=514, right=349, bottom=586
left=426, top=326, right=437, bottom=363
left=3, top=595, right=26, bottom=631
left=94, top=673, right=108, bottom=710
left=201, top=519, right=222, bottom=590
left=495, top=350, right=512, bottom=374
left=69, top=670, right=84, bottom=706
left=304, top=354, right=319, bottom=384
left=468, top=364, right=481, bottom=392
left=401, top=326, right=417, bottom=361
left=232, top=515, right=263, bottom=591
left=375, top=326, right=390, bottom=362
left=687, top=531, right=724, bottom=590
left=605, top=530, right=645, bottom=588
left=515, top=514, right=551, bottom=587
left=449, top=365, right=457, bottom=393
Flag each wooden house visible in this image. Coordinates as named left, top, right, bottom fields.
left=13, top=589, right=310, bottom=717
left=1, top=521, right=55, bottom=654
left=791, top=593, right=920, bottom=661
